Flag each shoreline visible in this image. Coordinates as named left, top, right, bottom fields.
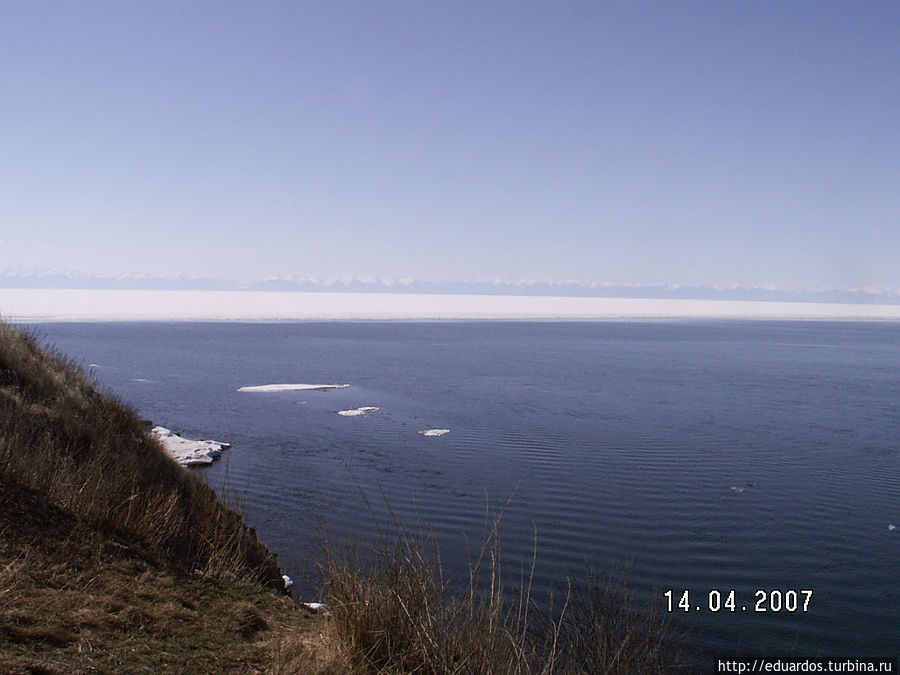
left=3, top=288, right=900, bottom=322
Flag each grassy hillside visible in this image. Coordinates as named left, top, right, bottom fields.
left=0, top=322, right=347, bottom=673
left=0, top=475, right=326, bottom=673
left=0, top=322, right=280, bottom=585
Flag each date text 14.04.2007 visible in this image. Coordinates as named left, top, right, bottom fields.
left=663, top=589, right=813, bottom=613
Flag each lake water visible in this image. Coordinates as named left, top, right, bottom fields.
left=31, top=320, right=900, bottom=660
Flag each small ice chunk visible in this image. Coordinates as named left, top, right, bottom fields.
left=889, top=524, right=897, bottom=532
left=419, top=429, right=450, bottom=437
left=150, top=426, right=230, bottom=467
left=132, top=378, right=150, bottom=383
left=338, top=406, right=380, bottom=417
left=238, top=383, right=350, bottom=392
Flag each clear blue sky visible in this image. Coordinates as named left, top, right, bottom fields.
left=1, top=1, right=897, bottom=289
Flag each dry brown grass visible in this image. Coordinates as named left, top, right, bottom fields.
left=0, top=474, right=318, bottom=674
left=265, top=627, right=351, bottom=674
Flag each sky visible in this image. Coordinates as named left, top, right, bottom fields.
left=1, top=1, right=898, bottom=291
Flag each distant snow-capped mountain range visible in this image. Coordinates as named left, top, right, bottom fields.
left=1, top=269, right=898, bottom=305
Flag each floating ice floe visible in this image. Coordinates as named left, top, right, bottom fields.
left=132, top=378, right=150, bottom=383
left=419, top=429, right=450, bottom=437
left=150, top=426, right=231, bottom=467
left=238, top=383, right=350, bottom=392
left=338, top=407, right=380, bottom=417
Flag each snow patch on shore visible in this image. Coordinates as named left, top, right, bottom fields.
left=150, top=426, right=231, bottom=467
left=338, top=406, right=380, bottom=417
left=300, top=602, right=328, bottom=614
left=282, top=575, right=294, bottom=594
left=238, top=383, right=350, bottom=392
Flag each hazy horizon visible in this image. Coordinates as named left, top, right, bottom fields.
left=3, top=267, right=900, bottom=305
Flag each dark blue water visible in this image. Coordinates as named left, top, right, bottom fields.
left=30, top=321, right=900, bottom=659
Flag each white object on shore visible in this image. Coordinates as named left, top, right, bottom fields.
left=282, top=575, right=294, bottom=593
left=338, top=406, right=380, bottom=417
left=238, top=383, right=350, bottom=392
left=419, top=429, right=450, bottom=437
left=150, top=426, right=231, bottom=467
left=300, top=602, right=328, bottom=614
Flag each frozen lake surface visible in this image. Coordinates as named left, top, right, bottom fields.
left=4, top=288, right=900, bottom=321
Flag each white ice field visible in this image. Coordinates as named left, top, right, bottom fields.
left=3, top=289, right=900, bottom=322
